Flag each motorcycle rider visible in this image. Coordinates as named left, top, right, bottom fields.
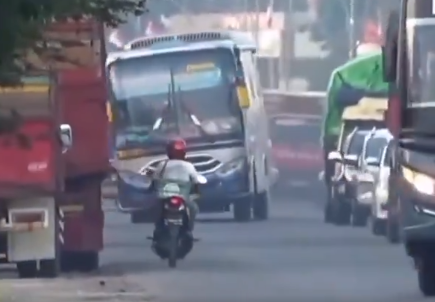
left=151, top=138, right=201, bottom=240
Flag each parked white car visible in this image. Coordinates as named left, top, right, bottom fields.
left=357, top=129, right=393, bottom=235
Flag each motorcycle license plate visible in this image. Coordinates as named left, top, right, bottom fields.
left=164, top=210, right=184, bottom=223
left=164, top=218, right=183, bottom=225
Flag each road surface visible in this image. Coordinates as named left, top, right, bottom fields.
left=0, top=190, right=426, bottom=302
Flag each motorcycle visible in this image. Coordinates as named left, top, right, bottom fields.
left=151, top=175, right=207, bottom=268
left=113, top=167, right=207, bottom=268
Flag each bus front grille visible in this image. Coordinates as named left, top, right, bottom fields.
left=146, top=154, right=222, bottom=174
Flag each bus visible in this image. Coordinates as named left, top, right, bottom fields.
left=106, top=31, right=276, bottom=222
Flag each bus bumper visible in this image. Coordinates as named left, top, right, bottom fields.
left=198, top=172, right=251, bottom=212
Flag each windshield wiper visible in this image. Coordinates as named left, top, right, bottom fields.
left=151, top=85, right=172, bottom=132
left=176, top=86, right=216, bottom=143
left=150, top=71, right=215, bottom=142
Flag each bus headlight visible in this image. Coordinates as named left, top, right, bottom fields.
left=216, top=157, right=247, bottom=177
left=403, top=167, right=435, bottom=195
left=414, top=174, right=434, bottom=195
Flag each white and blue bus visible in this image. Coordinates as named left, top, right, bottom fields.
left=106, top=31, right=276, bottom=222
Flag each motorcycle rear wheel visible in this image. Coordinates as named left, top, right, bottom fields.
left=168, top=226, right=179, bottom=268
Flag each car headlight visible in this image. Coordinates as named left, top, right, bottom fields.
left=216, top=157, right=247, bottom=177
left=402, top=166, right=435, bottom=195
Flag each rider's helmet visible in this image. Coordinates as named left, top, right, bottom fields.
left=166, top=138, right=187, bottom=160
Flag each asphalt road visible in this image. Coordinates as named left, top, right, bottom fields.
left=0, top=189, right=428, bottom=302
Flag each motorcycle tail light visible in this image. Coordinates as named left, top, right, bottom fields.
left=170, top=196, right=184, bottom=207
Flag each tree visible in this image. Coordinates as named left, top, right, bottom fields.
left=0, top=0, right=146, bottom=86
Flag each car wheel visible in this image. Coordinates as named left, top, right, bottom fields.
left=324, top=202, right=333, bottom=223
left=371, top=217, right=387, bottom=236
left=324, top=186, right=334, bottom=223
left=17, top=261, right=38, bottom=278
left=335, top=200, right=351, bottom=226
left=386, top=218, right=401, bottom=244
left=352, top=204, right=369, bottom=227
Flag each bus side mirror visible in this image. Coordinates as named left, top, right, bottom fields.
left=60, top=124, right=73, bottom=153
left=237, top=84, right=251, bottom=108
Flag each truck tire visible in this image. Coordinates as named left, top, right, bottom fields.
left=418, top=257, right=435, bottom=296
left=61, top=251, right=99, bottom=272
left=17, top=261, right=38, bottom=278
left=77, top=251, right=99, bottom=272
left=40, top=204, right=61, bottom=278
left=40, top=259, right=59, bottom=278
left=60, top=251, right=75, bottom=272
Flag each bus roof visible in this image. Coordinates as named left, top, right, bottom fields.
left=106, top=30, right=256, bottom=67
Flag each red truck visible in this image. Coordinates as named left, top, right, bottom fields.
left=264, top=90, right=324, bottom=190
left=0, top=18, right=109, bottom=278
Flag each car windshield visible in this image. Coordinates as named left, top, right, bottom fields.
left=365, top=137, right=387, bottom=160
left=108, top=48, right=243, bottom=149
left=347, top=132, right=366, bottom=155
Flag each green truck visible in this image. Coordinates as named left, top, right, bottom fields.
left=322, top=51, right=389, bottom=214
left=323, top=51, right=388, bottom=141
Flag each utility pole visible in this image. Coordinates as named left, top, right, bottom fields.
left=349, top=0, right=356, bottom=58
left=285, top=0, right=294, bottom=90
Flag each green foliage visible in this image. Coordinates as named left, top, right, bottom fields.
left=0, top=0, right=146, bottom=86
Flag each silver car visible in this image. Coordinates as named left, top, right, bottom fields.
left=357, top=129, right=393, bottom=235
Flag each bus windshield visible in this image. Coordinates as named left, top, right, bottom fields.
left=108, top=48, right=243, bottom=149
left=407, top=22, right=435, bottom=106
